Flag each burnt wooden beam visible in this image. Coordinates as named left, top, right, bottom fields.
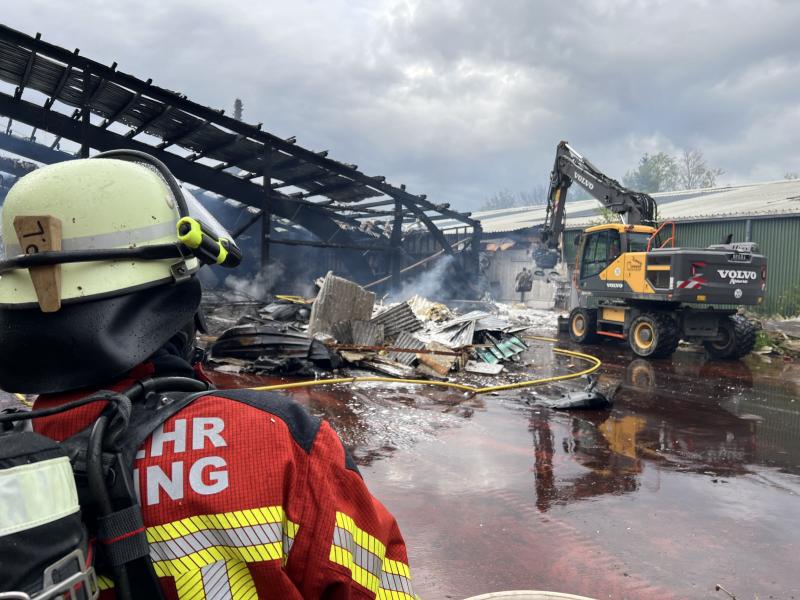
left=157, top=118, right=209, bottom=150
left=231, top=210, right=263, bottom=239
left=186, top=133, right=244, bottom=162
left=299, top=179, right=355, bottom=198
left=100, top=80, right=151, bottom=129
left=271, top=170, right=324, bottom=189
left=0, top=93, right=380, bottom=279
left=13, top=33, right=40, bottom=100
left=390, top=199, right=404, bottom=289
left=0, top=132, right=72, bottom=164
left=125, top=103, right=172, bottom=138
left=261, top=144, right=272, bottom=271
left=44, top=59, right=75, bottom=110
left=80, top=68, right=91, bottom=157
left=0, top=25, right=477, bottom=227
left=269, top=238, right=390, bottom=252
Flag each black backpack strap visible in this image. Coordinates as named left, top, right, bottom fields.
left=61, top=390, right=203, bottom=600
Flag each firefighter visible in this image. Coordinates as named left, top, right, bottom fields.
left=0, top=153, right=416, bottom=599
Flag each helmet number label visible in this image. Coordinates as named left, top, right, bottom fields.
left=12, top=215, right=63, bottom=313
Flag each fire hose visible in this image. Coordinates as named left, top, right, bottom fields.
left=249, top=336, right=602, bottom=395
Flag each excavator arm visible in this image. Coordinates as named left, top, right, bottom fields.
left=535, top=141, right=658, bottom=268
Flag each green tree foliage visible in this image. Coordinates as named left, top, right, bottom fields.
left=624, top=149, right=724, bottom=193
left=677, top=148, right=724, bottom=189
left=480, top=185, right=548, bottom=210
left=622, top=152, right=678, bottom=192
left=595, top=206, right=622, bottom=224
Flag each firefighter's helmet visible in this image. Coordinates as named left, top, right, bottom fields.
left=0, top=150, right=240, bottom=393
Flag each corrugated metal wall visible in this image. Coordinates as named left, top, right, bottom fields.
left=749, top=217, right=800, bottom=316
left=562, top=216, right=800, bottom=316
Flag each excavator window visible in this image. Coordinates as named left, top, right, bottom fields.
left=627, top=232, right=652, bottom=253
left=581, top=230, right=620, bottom=279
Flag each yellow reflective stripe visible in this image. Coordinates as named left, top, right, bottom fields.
left=97, top=575, right=114, bottom=590
left=145, top=506, right=294, bottom=543
left=329, top=511, right=414, bottom=598
left=382, top=557, right=410, bottom=579
left=147, top=506, right=298, bottom=600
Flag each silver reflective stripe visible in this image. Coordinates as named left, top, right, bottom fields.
left=0, top=457, right=79, bottom=537
left=380, top=570, right=414, bottom=595
left=149, top=523, right=282, bottom=560
left=332, top=525, right=383, bottom=580
left=5, top=220, right=177, bottom=256
left=200, top=561, right=232, bottom=600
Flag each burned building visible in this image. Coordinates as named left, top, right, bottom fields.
left=0, top=25, right=480, bottom=297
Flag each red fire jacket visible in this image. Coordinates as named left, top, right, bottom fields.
left=33, top=366, right=416, bottom=600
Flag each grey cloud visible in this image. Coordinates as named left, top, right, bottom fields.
left=1, top=0, right=798, bottom=210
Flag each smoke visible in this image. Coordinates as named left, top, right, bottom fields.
left=223, top=262, right=285, bottom=301
left=391, top=255, right=456, bottom=301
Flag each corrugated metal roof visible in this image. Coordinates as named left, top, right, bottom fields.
left=439, top=180, right=800, bottom=234
left=387, top=331, right=426, bottom=365
left=370, top=302, right=423, bottom=338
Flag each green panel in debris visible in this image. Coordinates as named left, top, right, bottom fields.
left=476, top=347, right=500, bottom=364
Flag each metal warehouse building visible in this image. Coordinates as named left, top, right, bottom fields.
left=438, top=180, right=800, bottom=316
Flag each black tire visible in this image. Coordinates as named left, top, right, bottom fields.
left=628, top=312, right=679, bottom=358
left=703, top=315, right=757, bottom=359
left=568, top=308, right=599, bottom=343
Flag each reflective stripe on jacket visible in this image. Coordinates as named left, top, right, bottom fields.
left=33, top=384, right=415, bottom=600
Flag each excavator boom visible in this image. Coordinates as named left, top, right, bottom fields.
left=536, top=141, right=658, bottom=268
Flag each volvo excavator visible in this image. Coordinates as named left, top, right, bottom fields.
left=536, top=141, right=766, bottom=359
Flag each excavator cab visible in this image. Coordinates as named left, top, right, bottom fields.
left=575, top=224, right=657, bottom=289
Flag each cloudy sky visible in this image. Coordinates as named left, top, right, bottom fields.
left=2, top=0, right=799, bottom=210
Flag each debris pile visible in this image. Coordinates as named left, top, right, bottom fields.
left=205, top=271, right=558, bottom=380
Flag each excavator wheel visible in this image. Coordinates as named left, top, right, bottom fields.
left=703, top=314, right=757, bottom=359
left=628, top=312, right=679, bottom=358
left=568, top=308, right=599, bottom=344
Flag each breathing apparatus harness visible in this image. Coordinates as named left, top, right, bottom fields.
left=0, top=151, right=243, bottom=600
left=0, top=376, right=213, bottom=600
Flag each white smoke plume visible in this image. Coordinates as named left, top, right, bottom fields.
left=223, top=262, right=285, bottom=301
left=391, top=254, right=455, bottom=301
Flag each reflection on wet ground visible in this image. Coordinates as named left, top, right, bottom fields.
left=218, top=337, right=800, bottom=600
left=6, top=335, right=796, bottom=599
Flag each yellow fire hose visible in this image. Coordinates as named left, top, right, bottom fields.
left=250, top=336, right=602, bottom=395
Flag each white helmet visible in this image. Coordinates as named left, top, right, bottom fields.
left=0, top=150, right=241, bottom=393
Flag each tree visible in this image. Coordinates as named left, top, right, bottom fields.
left=518, top=184, right=549, bottom=206
left=623, top=152, right=678, bottom=193
left=481, top=189, right=518, bottom=210
left=678, top=148, right=723, bottom=189
left=233, top=98, right=244, bottom=121
left=480, top=186, right=548, bottom=211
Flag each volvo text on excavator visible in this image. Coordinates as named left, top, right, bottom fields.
left=536, top=141, right=766, bottom=359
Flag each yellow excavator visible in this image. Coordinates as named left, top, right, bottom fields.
left=536, top=141, right=766, bottom=359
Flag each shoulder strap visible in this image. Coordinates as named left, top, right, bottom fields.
left=61, top=391, right=202, bottom=600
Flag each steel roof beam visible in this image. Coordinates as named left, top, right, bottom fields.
left=0, top=26, right=476, bottom=227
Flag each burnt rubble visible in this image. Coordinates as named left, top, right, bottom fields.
left=204, top=272, right=557, bottom=380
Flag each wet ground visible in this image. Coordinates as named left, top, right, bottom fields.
left=5, top=328, right=798, bottom=599
left=217, top=333, right=800, bottom=600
